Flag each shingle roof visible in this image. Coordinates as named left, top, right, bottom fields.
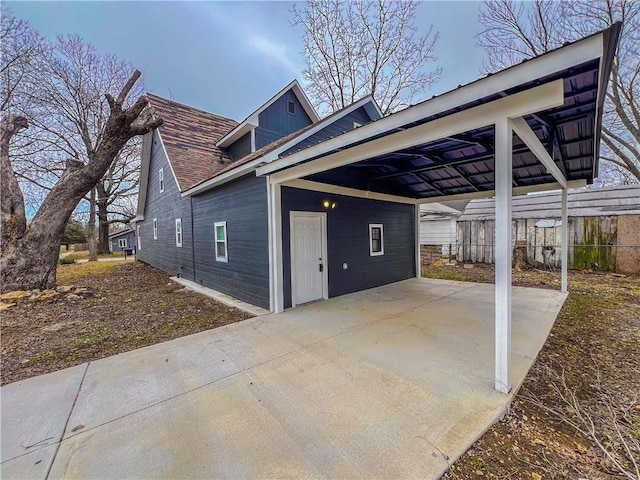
left=146, top=94, right=239, bottom=191
left=189, top=123, right=318, bottom=188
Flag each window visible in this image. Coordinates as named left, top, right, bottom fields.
left=214, top=221, right=228, bottom=262
left=137, top=225, right=141, bottom=250
left=369, top=223, right=384, bottom=256
left=287, top=100, right=295, bottom=115
left=118, top=238, right=127, bottom=248
left=159, top=168, right=164, bottom=193
left=153, top=218, right=158, bottom=240
left=175, top=218, right=183, bottom=247
left=353, top=121, right=362, bottom=129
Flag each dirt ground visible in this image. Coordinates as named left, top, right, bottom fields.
left=1, top=262, right=251, bottom=386
left=422, top=263, right=640, bottom=480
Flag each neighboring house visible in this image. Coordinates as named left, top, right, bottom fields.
left=109, top=229, right=136, bottom=253
left=132, top=25, right=619, bottom=323
left=419, top=201, right=468, bottom=260
left=456, top=185, right=640, bottom=273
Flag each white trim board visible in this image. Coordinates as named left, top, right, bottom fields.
left=158, top=130, right=181, bottom=191
left=134, top=132, right=153, bottom=222
left=281, top=180, right=418, bottom=205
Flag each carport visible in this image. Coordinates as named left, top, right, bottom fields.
left=259, top=24, right=620, bottom=393
left=1, top=279, right=568, bottom=479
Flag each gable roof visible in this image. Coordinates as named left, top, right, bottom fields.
left=216, top=80, right=320, bottom=148
left=458, top=184, right=640, bottom=221
left=108, top=229, right=134, bottom=239
left=146, top=94, right=239, bottom=191
left=183, top=95, right=381, bottom=195
left=419, top=202, right=463, bottom=219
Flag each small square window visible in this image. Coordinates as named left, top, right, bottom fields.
left=369, top=224, right=384, bottom=256
left=175, top=218, right=183, bottom=247
left=159, top=168, right=164, bottom=193
left=215, top=221, right=228, bottom=262
left=287, top=100, right=295, bottom=115
left=153, top=218, right=158, bottom=240
left=118, top=238, right=128, bottom=248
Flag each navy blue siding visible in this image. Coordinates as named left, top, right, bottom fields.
left=281, top=106, right=373, bottom=157
left=255, top=90, right=313, bottom=150
left=227, top=132, right=252, bottom=160
left=111, top=231, right=136, bottom=252
left=191, top=175, right=270, bottom=309
left=282, top=188, right=416, bottom=309
left=136, top=130, right=195, bottom=280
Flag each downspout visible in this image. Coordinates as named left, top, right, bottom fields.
left=190, top=196, right=197, bottom=283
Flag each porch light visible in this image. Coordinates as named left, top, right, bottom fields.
left=322, top=200, right=337, bottom=209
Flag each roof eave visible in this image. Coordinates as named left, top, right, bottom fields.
left=592, top=21, right=623, bottom=178
left=216, top=121, right=258, bottom=148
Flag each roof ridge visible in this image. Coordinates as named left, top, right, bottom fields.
left=146, top=93, right=238, bottom=124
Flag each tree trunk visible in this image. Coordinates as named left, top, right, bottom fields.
left=1, top=158, right=87, bottom=291
left=1, top=71, right=162, bottom=293
left=88, top=188, right=98, bottom=262
left=1, top=116, right=29, bottom=255
left=96, top=182, right=110, bottom=254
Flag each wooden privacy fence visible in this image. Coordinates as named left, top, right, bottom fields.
left=456, top=215, right=640, bottom=273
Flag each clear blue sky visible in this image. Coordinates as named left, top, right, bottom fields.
left=7, top=1, right=485, bottom=121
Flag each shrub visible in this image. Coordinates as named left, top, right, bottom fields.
left=59, top=256, right=77, bottom=265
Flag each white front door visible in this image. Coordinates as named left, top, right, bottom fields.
left=291, top=213, right=326, bottom=306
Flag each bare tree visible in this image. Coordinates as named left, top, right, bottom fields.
left=95, top=141, right=141, bottom=253
left=2, top=10, right=146, bottom=256
left=477, top=0, right=640, bottom=183
left=292, top=0, right=441, bottom=116
left=1, top=11, right=162, bottom=292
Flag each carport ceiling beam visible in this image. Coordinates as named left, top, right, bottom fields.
left=511, top=117, right=567, bottom=189
left=264, top=80, right=565, bottom=184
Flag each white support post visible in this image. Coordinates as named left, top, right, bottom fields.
left=269, top=182, right=284, bottom=313
left=561, top=188, right=568, bottom=293
left=415, top=205, right=421, bottom=278
left=495, top=117, right=513, bottom=394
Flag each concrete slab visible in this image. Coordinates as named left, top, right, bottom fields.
left=1, top=278, right=567, bottom=479
left=0, top=445, right=57, bottom=480
left=1, top=364, right=86, bottom=463
left=170, top=277, right=271, bottom=316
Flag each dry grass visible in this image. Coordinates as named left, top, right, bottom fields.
left=56, top=261, right=126, bottom=283
left=2, top=262, right=251, bottom=385
left=428, top=264, right=640, bottom=480
left=61, top=250, right=125, bottom=260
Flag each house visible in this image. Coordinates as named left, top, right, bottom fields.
left=419, top=200, right=469, bottom=262
left=109, top=229, right=136, bottom=253
left=133, top=25, right=619, bottom=393
left=134, top=81, right=384, bottom=311
left=456, top=184, right=640, bottom=273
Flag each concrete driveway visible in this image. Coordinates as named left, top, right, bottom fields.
left=1, top=278, right=566, bottom=479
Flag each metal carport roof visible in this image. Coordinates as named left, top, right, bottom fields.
left=258, top=23, right=621, bottom=202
